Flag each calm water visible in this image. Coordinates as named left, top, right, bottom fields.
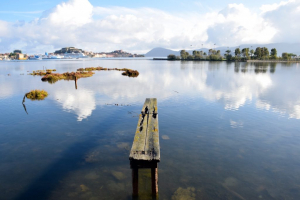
left=0, top=59, right=300, bottom=200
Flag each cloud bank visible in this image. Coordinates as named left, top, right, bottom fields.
left=0, top=0, right=299, bottom=53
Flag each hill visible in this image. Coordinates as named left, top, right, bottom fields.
left=144, top=47, right=180, bottom=57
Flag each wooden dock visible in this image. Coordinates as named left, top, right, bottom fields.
left=129, top=98, right=160, bottom=197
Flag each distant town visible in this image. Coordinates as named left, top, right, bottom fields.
left=0, top=47, right=144, bottom=60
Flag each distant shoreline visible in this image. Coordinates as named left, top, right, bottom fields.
left=246, top=60, right=300, bottom=63
left=153, top=58, right=300, bottom=63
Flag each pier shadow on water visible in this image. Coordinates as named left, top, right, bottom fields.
left=13, top=110, right=132, bottom=200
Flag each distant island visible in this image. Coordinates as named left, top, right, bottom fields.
left=54, top=47, right=144, bottom=58
left=166, top=47, right=299, bottom=62
left=145, top=43, right=300, bottom=61
left=0, top=47, right=144, bottom=60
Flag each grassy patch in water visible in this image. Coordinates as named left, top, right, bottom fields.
left=41, top=71, right=94, bottom=83
left=29, top=69, right=57, bottom=76
left=77, top=67, right=139, bottom=77
left=26, top=90, right=48, bottom=100
left=121, top=69, right=139, bottom=77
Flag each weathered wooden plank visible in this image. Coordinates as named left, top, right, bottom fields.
left=141, top=98, right=151, bottom=114
left=130, top=98, right=160, bottom=161
left=149, top=98, right=157, bottom=114
left=129, top=113, right=148, bottom=159
left=145, top=114, right=160, bottom=160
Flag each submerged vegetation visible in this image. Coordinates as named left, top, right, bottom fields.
left=28, top=66, right=139, bottom=85
left=29, top=69, right=57, bottom=76
left=77, top=67, right=139, bottom=77
left=41, top=71, right=94, bottom=83
left=25, top=90, right=48, bottom=100
left=121, top=69, right=139, bottom=77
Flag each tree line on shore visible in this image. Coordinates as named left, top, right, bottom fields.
left=168, top=47, right=299, bottom=61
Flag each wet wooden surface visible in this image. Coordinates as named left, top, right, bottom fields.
left=129, top=98, right=160, bottom=161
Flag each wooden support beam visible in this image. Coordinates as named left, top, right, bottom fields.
left=75, top=76, right=78, bottom=89
left=132, top=168, right=138, bottom=196
left=151, top=166, right=158, bottom=195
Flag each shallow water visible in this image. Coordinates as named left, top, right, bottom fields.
left=0, top=59, right=300, bottom=200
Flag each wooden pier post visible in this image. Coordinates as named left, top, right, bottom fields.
left=132, top=167, right=139, bottom=196
left=151, top=165, right=158, bottom=195
left=129, top=98, right=160, bottom=197
left=75, top=76, right=78, bottom=89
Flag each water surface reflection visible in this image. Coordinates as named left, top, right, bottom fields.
left=0, top=60, right=300, bottom=199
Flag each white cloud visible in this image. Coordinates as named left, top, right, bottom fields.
left=260, top=0, right=294, bottom=13
left=263, top=0, right=300, bottom=43
left=0, top=0, right=299, bottom=53
left=40, top=0, right=93, bottom=27
left=206, top=3, right=277, bottom=45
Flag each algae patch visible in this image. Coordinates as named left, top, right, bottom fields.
left=111, top=170, right=126, bottom=181
left=80, top=184, right=89, bottom=192
left=77, top=67, right=139, bottom=77
left=41, top=71, right=94, bottom=83
left=25, top=90, right=48, bottom=100
left=172, top=187, right=196, bottom=200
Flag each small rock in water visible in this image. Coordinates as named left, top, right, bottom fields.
left=162, top=135, right=170, bottom=140
left=172, top=187, right=196, bottom=200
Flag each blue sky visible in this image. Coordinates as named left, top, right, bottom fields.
left=0, top=0, right=284, bottom=22
left=0, top=0, right=299, bottom=53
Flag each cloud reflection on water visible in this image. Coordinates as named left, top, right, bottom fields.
left=53, top=87, right=96, bottom=121
left=2, top=61, right=299, bottom=121
left=48, top=62, right=300, bottom=121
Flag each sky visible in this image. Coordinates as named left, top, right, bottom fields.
left=0, top=0, right=299, bottom=54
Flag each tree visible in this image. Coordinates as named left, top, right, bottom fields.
left=289, top=53, right=297, bottom=59
left=242, top=48, right=249, bottom=59
left=187, top=55, right=194, bottom=60
left=282, top=52, right=289, bottom=60
left=254, top=47, right=262, bottom=59
left=180, top=50, right=189, bottom=60
left=167, top=54, right=176, bottom=60
left=180, top=50, right=186, bottom=58
left=225, top=50, right=231, bottom=56
left=250, top=49, right=254, bottom=58
left=203, top=52, right=207, bottom=56
left=225, top=50, right=233, bottom=61
left=235, top=48, right=241, bottom=57
left=194, top=55, right=201, bottom=60
left=262, top=47, right=269, bottom=59
left=193, top=50, right=200, bottom=56
left=270, top=48, right=277, bottom=59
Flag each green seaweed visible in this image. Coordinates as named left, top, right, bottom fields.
left=25, top=90, right=48, bottom=100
